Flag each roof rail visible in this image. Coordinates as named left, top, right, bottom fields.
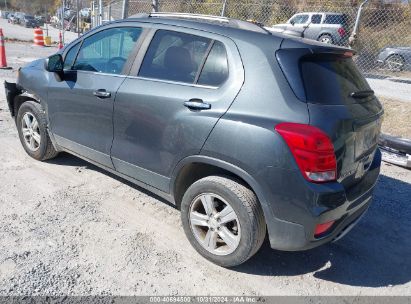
left=149, top=12, right=229, bottom=23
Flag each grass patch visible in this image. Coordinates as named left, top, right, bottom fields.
left=380, top=98, right=411, bottom=139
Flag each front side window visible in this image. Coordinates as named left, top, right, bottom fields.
left=139, top=30, right=212, bottom=84
left=64, top=42, right=80, bottom=70
left=290, top=14, right=309, bottom=25
left=72, top=27, right=142, bottom=75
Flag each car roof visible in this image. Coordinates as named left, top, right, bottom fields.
left=125, top=13, right=271, bottom=37
left=293, top=12, right=345, bottom=15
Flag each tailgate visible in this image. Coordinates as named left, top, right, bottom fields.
left=276, top=44, right=383, bottom=187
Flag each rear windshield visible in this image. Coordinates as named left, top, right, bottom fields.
left=302, top=55, right=371, bottom=104
left=277, top=50, right=372, bottom=105
left=324, top=14, right=347, bottom=25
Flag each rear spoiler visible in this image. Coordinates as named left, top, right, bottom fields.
left=279, top=37, right=356, bottom=56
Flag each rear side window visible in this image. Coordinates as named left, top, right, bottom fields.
left=324, top=14, right=347, bottom=25
left=198, top=41, right=228, bottom=86
left=311, top=14, right=322, bottom=24
left=139, top=30, right=212, bottom=84
left=301, top=55, right=371, bottom=104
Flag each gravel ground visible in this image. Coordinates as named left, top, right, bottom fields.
left=0, top=42, right=410, bottom=296
left=366, top=76, right=411, bottom=103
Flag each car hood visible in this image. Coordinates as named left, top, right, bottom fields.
left=23, top=58, right=46, bottom=70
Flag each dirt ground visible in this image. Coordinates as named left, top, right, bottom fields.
left=380, top=98, right=411, bottom=139
left=0, top=42, right=410, bottom=296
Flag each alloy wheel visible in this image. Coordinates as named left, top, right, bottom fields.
left=21, top=112, right=41, bottom=151
left=189, top=193, right=241, bottom=256
left=386, top=55, right=404, bottom=72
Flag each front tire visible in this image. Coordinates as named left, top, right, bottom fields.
left=16, top=101, right=59, bottom=161
left=181, top=176, right=266, bottom=267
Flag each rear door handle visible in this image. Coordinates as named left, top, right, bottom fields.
left=93, top=89, right=111, bottom=99
left=184, top=99, right=211, bottom=110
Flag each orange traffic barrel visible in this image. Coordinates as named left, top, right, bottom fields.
left=0, top=28, right=11, bottom=69
left=58, top=31, right=63, bottom=49
left=33, top=28, right=44, bottom=46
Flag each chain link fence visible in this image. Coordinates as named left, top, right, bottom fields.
left=102, top=0, right=411, bottom=102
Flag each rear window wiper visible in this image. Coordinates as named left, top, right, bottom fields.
left=350, top=90, right=374, bottom=99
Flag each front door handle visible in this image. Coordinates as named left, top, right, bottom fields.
left=184, top=99, right=211, bottom=110
left=93, top=89, right=111, bottom=99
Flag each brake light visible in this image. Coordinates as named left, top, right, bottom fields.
left=314, top=221, right=335, bottom=237
left=338, top=27, right=346, bottom=37
left=275, top=122, right=337, bottom=183
left=343, top=51, right=354, bottom=58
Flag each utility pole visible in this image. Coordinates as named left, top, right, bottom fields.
left=76, top=0, right=80, bottom=37
left=349, top=0, right=370, bottom=49
left=122, top=0, right=129, bottom=19
left=221, top=0, right=227, bottom=17
left=99, top=0, right=103, bottom=25
left=91, top=1, right=94, bottom=28
left=62, top=0, right=65, bottom=45
left=152, top=0, right=159, bottom=12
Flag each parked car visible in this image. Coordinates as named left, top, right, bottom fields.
left=8, top=14, right=18, bottom=24
left=268, top=12, right=349, bottom=45
left=14, top=12, right=25, bottom=24
left=35, top=15, right=46, bottom=25
left=377, top=46, right=411, bottom=71
left=21, top=15, right=38, bottom=28
left=1, top=11, right=11, bottom=19
left=5, top=13, right=383, bottom=267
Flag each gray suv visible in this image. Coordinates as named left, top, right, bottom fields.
left=269, top=12, right=349, bottom=45
left=5, top=13, right=382, bottom=267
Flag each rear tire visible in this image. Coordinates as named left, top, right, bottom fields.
left=318, top=34, right=334, bottom=44
left=16, top=101, right=59, bottom=161
left=181, top=176, right=266, bottom=267
left=386, top=54, right=404, bottom=72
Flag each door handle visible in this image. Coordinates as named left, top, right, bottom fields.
left=184, top=99, right=211, bottom=110
left=93, top=89, right=111, bottom=99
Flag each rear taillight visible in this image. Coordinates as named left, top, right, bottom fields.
left=338, top=27, right=346, bottom=37
left=275, top=122, right=337, bottom=183
left=314, top=221, right=335, bottom=237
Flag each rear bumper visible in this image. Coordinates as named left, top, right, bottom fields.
left=263, top=149, right=381, bottom=251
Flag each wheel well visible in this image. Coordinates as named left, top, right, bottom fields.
left=318, top=33, right=332, bottom=39
left=173, top=162, right=253, bottom=209
left=387, top=53, right=404, bottom=61
left=13, top=95, right=38, bottom=117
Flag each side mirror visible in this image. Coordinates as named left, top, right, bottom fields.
left=45, top=54, right=64, bottom=81
left=45, top=54, right=63, bottom=73
left=290, top=20, right=295, bottom=26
